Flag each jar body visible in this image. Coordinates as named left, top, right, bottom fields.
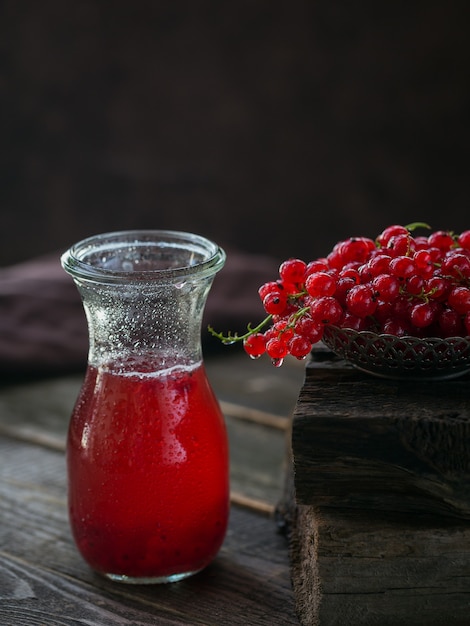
left=61, top=231, right=229, bottom=583
left=68, top=357, right=229, bottom=582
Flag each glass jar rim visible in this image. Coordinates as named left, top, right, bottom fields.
left=61, top=229, right=226, bottom=284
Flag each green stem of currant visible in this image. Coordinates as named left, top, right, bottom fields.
left=404, top=222, right=431, bottom=233
left=288, top=305, right=310, bottom=327
left=207, top=314, right=273, bottom=344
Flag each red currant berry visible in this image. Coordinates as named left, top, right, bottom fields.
left=279, top=279, right=301, bottom=296
left=428, top=246, right=444, bottom=264
left=376, top=225, right=408, bottom=248
left=425, top=276, right=451, bottom=302
left=326, top=248, right=344, bottom=270
left=258, top=281, right=282, bottom=300
left=428, top=230, right=455, bottom=251
left=338, top=237, right=375, bottom=264
left=309, top=296, right=343, bottom=325
left=305, top=259, right=330, bottom=276
left=266, top=337, right=289, bottom=359
left=405, top=274, right=425, bottom=296
left=441, top=252, right=470, bottom=280
left=273, top=319, right=295, bottom=343
left=410, top=302, right=436, bottom=328
left=374, top=299, right=393, bottom=322
left=243, top=333, right=267, bottom=358
left=263, top=291, right=288, bottom=315
left=367, top=253, right=392, bottom=277
left=335, top=276, right=357, bottom=305
left=390, top=295, right=412, bottom=319
left=358, top=263, right=374, bottom=283
left=414, top=236, right=429, bottom=250
left=339, top=266, right=361, bottom=283
left=339, top=311, right=368, bottom=331
left=345, top=284, right=377, bottom=318
left=279, top=258, right=307, bottom=284
left=295, top=315, right=324, bottom=343
left=288, top=334, right=312, bottom=359
left=382, top=318, right=412, bottom=336
left=263, top=325, right=277, bottom=341
left=389, top=255, right=416, bottom=279
left=305, top=271, right=337, bottom=297
left=438, top=307, right=464, bottom=337
left=372, top=273, right=401, bottom=302
left=448, top=286, right=470, bottom=315
left=413, top=249, right=434, bottom=278
left=386, top=233, right=416, bottom=257
left=458, top=230, right=470, bottom=251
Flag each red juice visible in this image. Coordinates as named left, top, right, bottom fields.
left=67, top=359, right=230, bottom=582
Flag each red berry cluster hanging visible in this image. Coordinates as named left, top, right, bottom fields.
left=209, top=224, right=470, bottom=366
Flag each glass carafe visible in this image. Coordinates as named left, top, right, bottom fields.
left=61, top=230, right=229, bottom=583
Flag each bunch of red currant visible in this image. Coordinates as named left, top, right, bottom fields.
left=209, top=223, right=470, bottom=366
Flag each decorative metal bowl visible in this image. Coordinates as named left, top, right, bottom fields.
left=322, top=325, right=470, bottom=380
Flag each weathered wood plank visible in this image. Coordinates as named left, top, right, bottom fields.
left=293, top=356, right=470, bottom=520
left=290, top=505, right=470, bottom=626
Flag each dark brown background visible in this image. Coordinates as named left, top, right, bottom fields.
left=1, top=0, right=469, bottom=266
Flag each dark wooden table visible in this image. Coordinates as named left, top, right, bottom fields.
left=0, top=352, right=305, bottom=625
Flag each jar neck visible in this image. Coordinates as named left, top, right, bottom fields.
left=61, top=230, right=226, bottom=372
left=77, top=277, right=214, bottom=370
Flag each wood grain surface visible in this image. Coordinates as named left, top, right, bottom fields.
left=293, top=354, right=470, bottom=520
